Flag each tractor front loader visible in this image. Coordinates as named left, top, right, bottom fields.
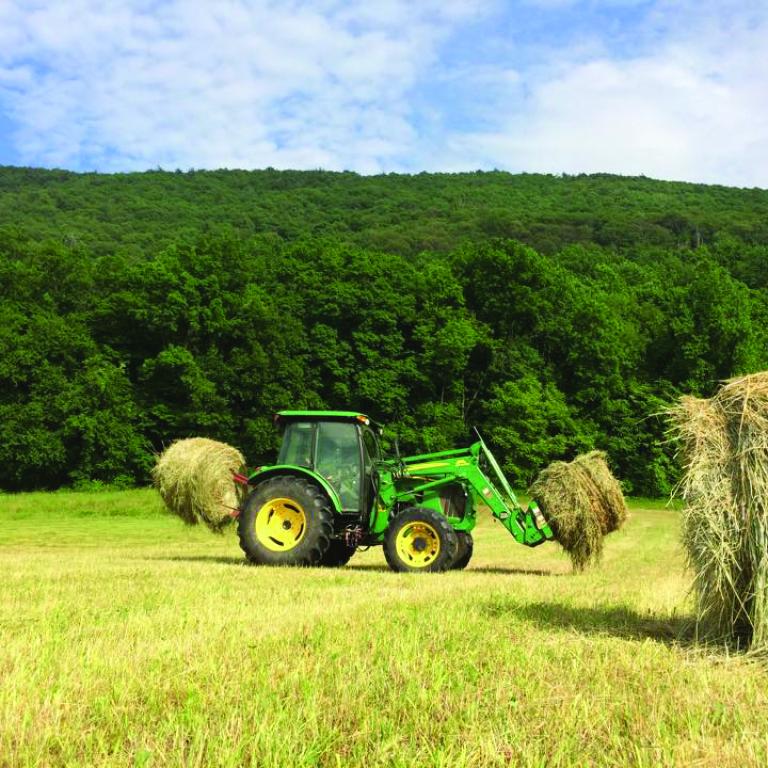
left=235, top=410, right=554, bottom=572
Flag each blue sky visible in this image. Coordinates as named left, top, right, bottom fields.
left=0, top=1, right=766, bottom=187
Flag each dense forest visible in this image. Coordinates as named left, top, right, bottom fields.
left=2, top=166, right=767, bottom=496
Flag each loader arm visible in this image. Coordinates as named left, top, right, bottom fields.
left=386, top=440, right=554, bottom=547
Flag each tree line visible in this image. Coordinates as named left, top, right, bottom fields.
left=1, top=167, right=767, bottom=495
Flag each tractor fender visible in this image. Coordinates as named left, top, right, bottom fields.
left=246, top=465, right=343, bottom=514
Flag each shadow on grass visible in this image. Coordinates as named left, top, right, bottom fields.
left=146, top=558, right=558, bottom=576
left=149, top=556, right=393, bottom=572
left=484, top=599, right=694, bottom=646
left=469, top=566, right=561, bottom=577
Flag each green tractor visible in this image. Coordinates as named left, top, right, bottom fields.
left=236, top=410, right=554, bottom=572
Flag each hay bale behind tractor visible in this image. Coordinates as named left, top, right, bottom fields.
left=153, top=437, right=246, bottom=533
left=529, top=451, right=628, bottom=571
left=671, top=373, right=768, bottom=649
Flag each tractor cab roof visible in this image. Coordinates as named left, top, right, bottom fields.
left=275, top=410, right=382, bottom=430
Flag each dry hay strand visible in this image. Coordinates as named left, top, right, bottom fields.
left=529, top=451, right=628, bottom=571
left=670, top=372, right=768, bottom=649
left=152, top=437, right=245, bottom=533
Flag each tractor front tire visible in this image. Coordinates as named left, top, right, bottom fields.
left=450, top=531, right=474, bottom=570
left=238, top=475, right=333, bottom=566
left=384, top=507, right=458, bottom=573
left=317, top=539, right=357, bottom=567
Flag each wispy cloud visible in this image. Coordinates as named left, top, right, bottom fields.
left=0, top=1, right=490, bottom=172
left=0, top=0, right=766, bottom=187
left=436, top=1, right=768, bottom=187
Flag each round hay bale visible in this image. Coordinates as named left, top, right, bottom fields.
left=529, top=451, right=628, bottom=571
left=671, top=372, right=768, bottom=649
left=152, top=437, right=246, bottom=533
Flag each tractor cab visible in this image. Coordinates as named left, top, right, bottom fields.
left=274, top=411, right=382, bottom=513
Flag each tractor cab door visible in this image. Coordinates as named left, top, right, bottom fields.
left=361, top=427, right=381, bottom=518
left=314, top=421, right=362, bottom=512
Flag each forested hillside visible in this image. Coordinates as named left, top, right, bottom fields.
left=2, top=166, right=767, bottom=495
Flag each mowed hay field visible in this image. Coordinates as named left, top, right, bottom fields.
left=1, top=491, right=767, bottom=768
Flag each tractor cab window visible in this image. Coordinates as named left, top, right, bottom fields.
left=315, top=421, right=361, bottom=511
left=278, top=422, right=314, bottom=468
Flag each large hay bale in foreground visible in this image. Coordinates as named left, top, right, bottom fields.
left=670, top=373, right=768, bottom=649
left=153, top=438, right=245, bottom=533
left=529, top=451, right=628, bottom=571
left=669, top=396, right=740, bottom=641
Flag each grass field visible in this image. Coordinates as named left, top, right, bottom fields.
left=1, top=490, right=767, bottom=767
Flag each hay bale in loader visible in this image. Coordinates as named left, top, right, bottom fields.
left=670, top=373, right=768, bottom=650
left=529, top=451, right=628, bottom=571
left=152, top=437, right=245, bottom=533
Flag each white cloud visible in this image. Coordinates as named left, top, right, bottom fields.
left=442, top=2, right=768, bottom=187
left=0, top=0, right=766, bottom=187
left=0, top=0, right=489, bottom=172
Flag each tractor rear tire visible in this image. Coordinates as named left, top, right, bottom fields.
left=383, top=507, right=458, bottom=573
left=317, top=539, right=357, bottom=567
left=450, top=531, right=474, bottom=570
left=238, top=475, right=333, bottom=566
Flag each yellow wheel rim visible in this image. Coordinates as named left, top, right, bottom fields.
left=254, top=497, right=307, bottom=552
left=395, top=521, right=441, bottom=568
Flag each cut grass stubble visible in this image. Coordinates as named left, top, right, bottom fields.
left=3, top=492, right=768, bottom=767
